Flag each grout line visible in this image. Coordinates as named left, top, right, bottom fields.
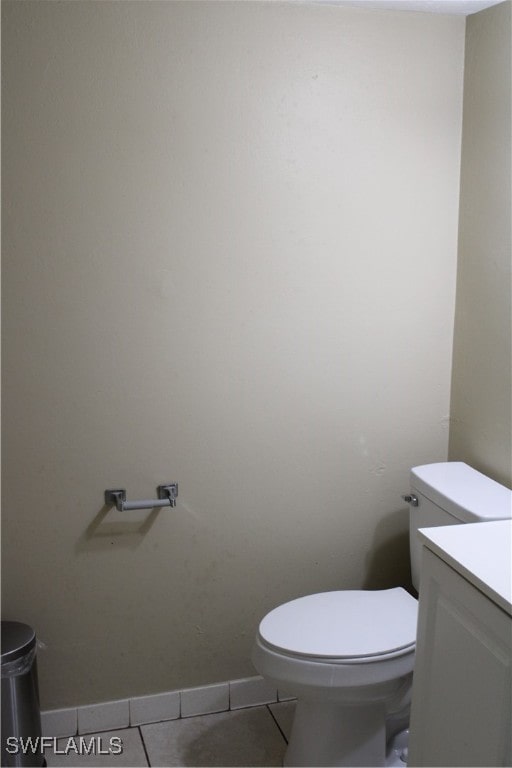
left=138, top=725, right=152, bottom=767
left=266, top=704, right=288, bottom=745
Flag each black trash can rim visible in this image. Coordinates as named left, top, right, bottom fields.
left=1, top=621, right=37, bottom=664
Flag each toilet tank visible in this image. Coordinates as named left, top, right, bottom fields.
left=408, top=462, right=512, bottom=590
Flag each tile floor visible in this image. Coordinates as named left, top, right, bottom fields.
left=45, top=701, right=296, bottom=767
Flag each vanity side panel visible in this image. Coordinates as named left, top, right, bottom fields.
left=408, top=548, right=511, bottom=767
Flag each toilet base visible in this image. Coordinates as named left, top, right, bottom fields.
left=284, top=699, right=387, bottom=767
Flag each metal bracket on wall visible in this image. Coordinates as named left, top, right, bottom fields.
left=104, top=484, right=178, bottom=512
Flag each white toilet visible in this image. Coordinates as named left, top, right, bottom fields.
left=252, top=462, right=512, bottom=767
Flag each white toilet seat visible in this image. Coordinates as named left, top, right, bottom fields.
left=258, top=587, right=418, bottom=662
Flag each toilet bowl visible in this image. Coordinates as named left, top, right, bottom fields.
left=252, top=587, right=417, bottom=767
left=252, top=462, right=512, bottom=767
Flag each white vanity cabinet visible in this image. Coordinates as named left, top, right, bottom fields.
left=408, top=520, right=512, bottom=767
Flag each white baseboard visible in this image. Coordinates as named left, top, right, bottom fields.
left=41, top=675, right=293, bottom=737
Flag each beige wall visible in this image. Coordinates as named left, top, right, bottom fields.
left=2, top=1, right=464, bottom=709
left=449, top=1, right=512, bottom=488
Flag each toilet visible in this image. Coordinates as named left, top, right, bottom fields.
left=252, top=462, right=512, bottom=767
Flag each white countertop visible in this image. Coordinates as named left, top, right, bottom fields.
left=419, top=520, right=512, bottom=616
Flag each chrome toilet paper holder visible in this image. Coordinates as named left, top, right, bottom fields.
left=104, top=483, right=178, bottom=512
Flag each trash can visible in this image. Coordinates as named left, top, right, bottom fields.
left=1, top=621, right=44, bottom=767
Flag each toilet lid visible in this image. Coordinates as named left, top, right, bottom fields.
left=258, top=588, right=418, bottom=660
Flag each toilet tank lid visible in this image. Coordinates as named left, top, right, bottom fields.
left=411, top=462, right=512, bottom=523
